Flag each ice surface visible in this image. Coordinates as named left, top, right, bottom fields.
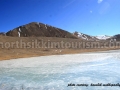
left=0, top=50, right=120, bottom=90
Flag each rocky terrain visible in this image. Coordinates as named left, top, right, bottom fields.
left=6, top=22, right=77, bottom=39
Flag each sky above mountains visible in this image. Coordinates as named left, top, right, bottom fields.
left=0, top=0, right=120, bottom=36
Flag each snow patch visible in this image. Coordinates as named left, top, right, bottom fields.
left=84, top=35, right=88, bottom=40
left=78, top=33, right=88, bottom=40
left=95, top=35, right=111, bottom=40
left=19, top=28, right=21, bottom=32
left=45, top=24, right=47, bottom=29
left=18, top=28, right=21, bottom=37
left=4, top=33, right=6, bottom=36
left=18, top=32, right=20, bottom=37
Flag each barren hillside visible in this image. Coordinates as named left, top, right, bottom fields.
left=6, top=22, right=77, bottom=39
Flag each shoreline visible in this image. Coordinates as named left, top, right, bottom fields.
left=0, top=48, right=120, bottom=61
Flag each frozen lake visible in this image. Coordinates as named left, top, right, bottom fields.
left=0, top=50, right=120, bottom=90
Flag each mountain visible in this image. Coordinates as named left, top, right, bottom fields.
left=6, top=22, right=77, bottom=39
left=3, top=22, right=120, bottom=41
left=73, top=32, right=116, bottom=41
left=95, top=35, right=112, bottom=40
left=0, top=32, right=6, bottom=36
left=109, top=34, right=120, bottom=41
left=73, top=31, right=98, bottom=41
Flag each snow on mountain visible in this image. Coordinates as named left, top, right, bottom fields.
left=95, top=35, right=111, bottom=40
left=73, top=32, right=97, bottom=41
left=73, top=32, right=113, bottom=41
left=78, top=32, right=88, bottom=40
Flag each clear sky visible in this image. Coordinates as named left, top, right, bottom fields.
left=0, top=0, right=120, bottom=36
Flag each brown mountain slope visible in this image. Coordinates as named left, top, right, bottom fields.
left=6, top=22, right=77, bottom=39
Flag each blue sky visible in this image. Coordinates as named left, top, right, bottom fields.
left=0, top=0, right=120, bottom=36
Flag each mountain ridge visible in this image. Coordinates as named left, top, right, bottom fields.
left=6, top=22, right=78, bottom=39
left=0, top=22, right=120, bottom=41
